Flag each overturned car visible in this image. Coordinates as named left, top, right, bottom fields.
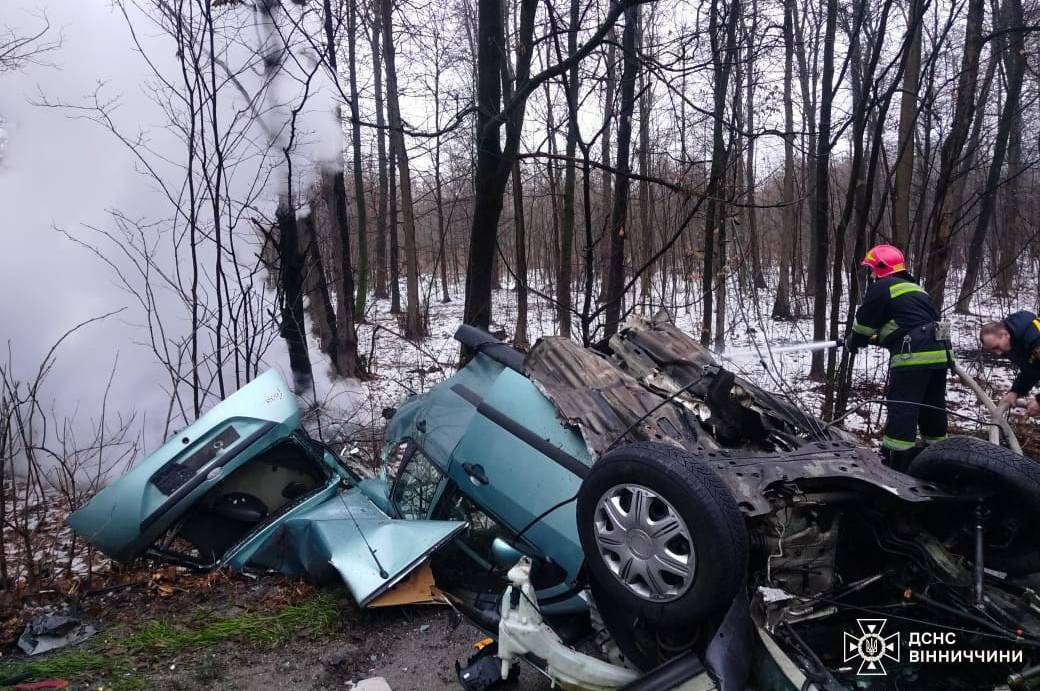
left=71, top=316, right=1040, bottom=690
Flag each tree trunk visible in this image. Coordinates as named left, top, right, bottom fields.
left=997, top=99, right=1024, bottom=295
left=276, top=200, right=313, bottom=392
left=602, top=4, right=639, bottom=339
left=381, top=0, right=423, bottom=339
left=637, top=9, right=653, bottom=304
left=433, top=29, right=451, bottom=303
left=511, top=163, right=529, bottom=347
left=557, top=0, right=580, bottom=338
left=369, top=3, right=389, bottom=300
left=793, top=1, right=819, bottom=296
left=389, top=135, right=401, bottom=314
left=543, top=69, right=563, bottom=324
left=744, top=0, right=765, bottom=290
left=956, top=0, right=1024, bottom=313
left=327, top=166, right=361, bottom=378
left=944, top=53, right=997, bottom=271
left=809, top=0, right=838, bottom=379
left=499, top=0, right=527, bottom=347
left=700, top=0, right=738, bottom=346
left=772, top=0, right=796, bottom=321
left=346, top=0, right=369, bottom=318
left=824, top=0, right=887, bottom=414
left=463, top=0, right=625, bottom=345
left=924, top=0, right=985, bottom=309
left=598, top=29, right=617, bottom=301
left=300, top=206, right=341, bottom=371
left=315, top=0, right=361, bottom=378
left=464, top=0, right=510, bottom=336
left=891, top=0, right=922, bottom=249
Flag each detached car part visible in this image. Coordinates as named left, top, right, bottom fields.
left=68, top=369, right=465, bottom=607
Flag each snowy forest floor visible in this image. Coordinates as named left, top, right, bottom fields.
left=332, top=271, right=1040, bottom=456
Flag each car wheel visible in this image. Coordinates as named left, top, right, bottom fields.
left=909, top=435, right=1040, bottom=575
left=577, top=442, right=748, bottom=627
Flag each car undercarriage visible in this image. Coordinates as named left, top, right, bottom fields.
left=462, top=315, right=1040, bottom=690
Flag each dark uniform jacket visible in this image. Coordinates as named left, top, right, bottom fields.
left=1003, top=310, right=1040, bottom=397
left=850, top=274, right=949, bottom=369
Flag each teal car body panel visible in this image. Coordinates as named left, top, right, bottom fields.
left=246, top=487, right=465, bottom=606
left=378, top=352, right=593, bottom=604
left=68, top=369, right=465, bottom=606
left=446, top=366, right=589, bottom=579
left=67, top=369, right=302, bottom=561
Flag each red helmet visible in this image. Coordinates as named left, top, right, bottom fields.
left=862, top=244, right=906, bottom=279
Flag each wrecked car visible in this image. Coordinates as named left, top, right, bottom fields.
left=72, top=316, right=1040, bottom=690
left=67, top=368, right=466, bottom=608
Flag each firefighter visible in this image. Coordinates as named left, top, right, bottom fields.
left=979, top=312, right=1040, bottom=417
left=847, top=244, right=953, bottom=471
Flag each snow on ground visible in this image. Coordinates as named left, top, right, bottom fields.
left=341, top=268, right=1040, bottom=453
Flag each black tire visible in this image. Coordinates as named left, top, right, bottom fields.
left=576, top=442, right=748, bottom=627
left=909, top=435, right=1040, bottom=575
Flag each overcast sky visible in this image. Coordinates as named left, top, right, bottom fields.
left=0, top=1, right=348, bottom=458
left=1, top=2, right=182, bottom=450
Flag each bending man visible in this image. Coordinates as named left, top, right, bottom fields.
left=979, top=312, right=1040, bottom=417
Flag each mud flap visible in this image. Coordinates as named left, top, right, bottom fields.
left=620, top=586, right=753, bottom=691
left=703, top=584, right=753, bottom=691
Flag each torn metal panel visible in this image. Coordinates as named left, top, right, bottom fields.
left=698, top=442, right=961, bottom=516
left=525, top=316, right=958, bottom=516
left=524, top=336, right=703, bottom=459
left=244, top=487, right=466, bottom=607
left=608, top=317, right=845, bottom=445
left=67, top=369, right=304, bottom=562
left=69, top=370, right=466, bottom=609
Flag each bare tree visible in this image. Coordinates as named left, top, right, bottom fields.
left=772, top=0, right=798, bottom=321
left=0, top=12, right=58, bottom=73
left=956, top=0, right=1026, bottom=312
left=890, top=0, right=924, bottom=249
left=368, top=0, right=390, bottom=300
left=346, top=0, right=370, bottom=318
left=557, top=0, right=581, bottom=338
left=699, top=0, right=739, bottom=346
left=809, top=0, right=838, bottom=378
left=382, top=0, right=424, bottom=339
left=462, top=0, right=644, bottom=347
left=603, top=4, right=640, bottom=339
left=924, top=0, right=986, bottom=309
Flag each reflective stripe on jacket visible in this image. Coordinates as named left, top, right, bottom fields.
left=849, top=274, right=949, bottom=368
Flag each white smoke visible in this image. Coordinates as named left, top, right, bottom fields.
left=0, top=0, right=350, bottom=470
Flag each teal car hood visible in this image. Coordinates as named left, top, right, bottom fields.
left=68, top=369, right=301, bottom=561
